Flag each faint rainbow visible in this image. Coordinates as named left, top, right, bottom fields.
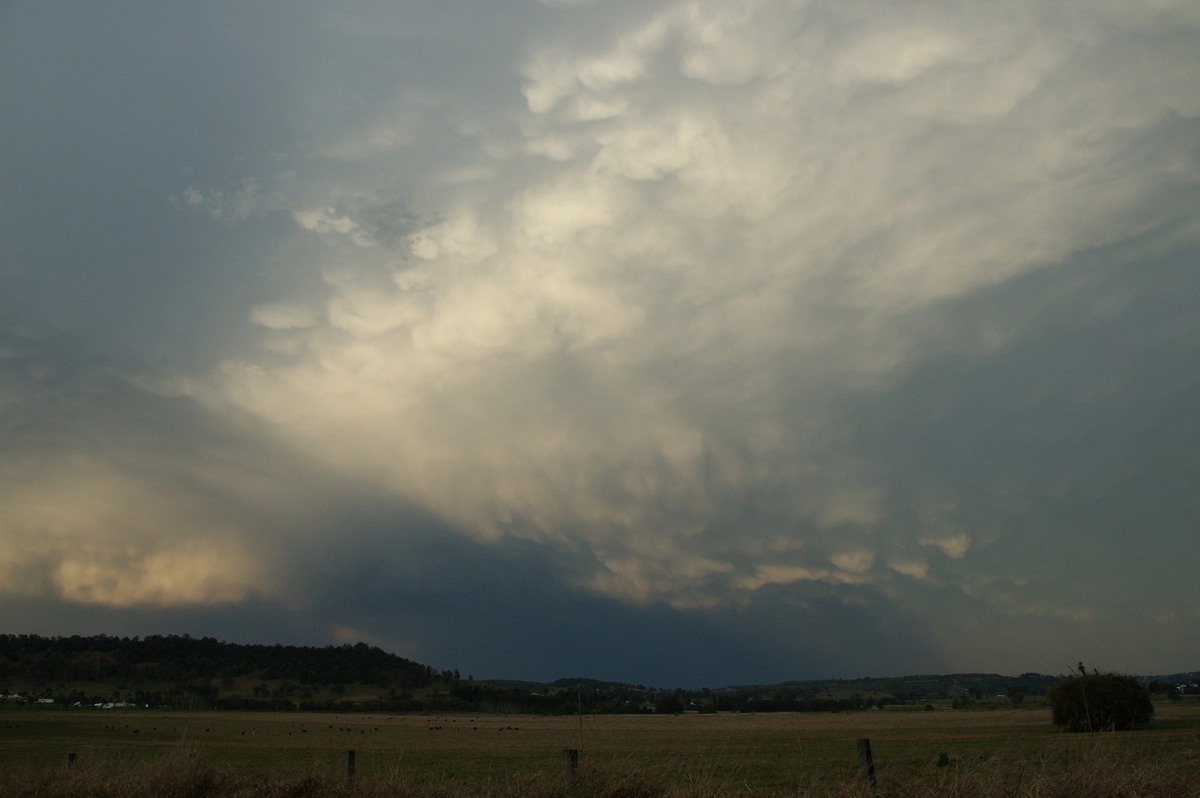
left=331, top=625, right=363, bottom=645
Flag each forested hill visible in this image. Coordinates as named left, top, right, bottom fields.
left=0, top=634, right=475, bottom=711
left=0, top=634, right=444, bottom=688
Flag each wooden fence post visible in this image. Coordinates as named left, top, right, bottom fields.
left=66, top=752, right=77, bottom=769
left=856, top=738, right=877, bottom=789
left=343, top=750, right=356, bottom=781
left=562, top=748, right=579, bottom=780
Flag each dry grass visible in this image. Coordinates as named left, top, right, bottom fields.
left=2, top=746, right=1198, bottom=798
left=2, top=706, right=1199, bottom=797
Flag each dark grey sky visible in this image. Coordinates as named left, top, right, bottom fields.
left=2, top=0, right=1199, bottom=687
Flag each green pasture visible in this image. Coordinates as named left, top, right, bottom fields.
left=2, top=703, right=1199, bottom=793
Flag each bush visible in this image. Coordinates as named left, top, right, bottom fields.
left=1047, top=665, right=1153, bottom=732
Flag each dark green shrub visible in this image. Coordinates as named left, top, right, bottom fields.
left=1047, top=666, right=1153, bottom=732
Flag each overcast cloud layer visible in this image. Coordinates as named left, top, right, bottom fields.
left=3, top=0, right=1199, bottom=687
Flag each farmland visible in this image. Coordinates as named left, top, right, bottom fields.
left=2, top=703, right=1199, bottom=796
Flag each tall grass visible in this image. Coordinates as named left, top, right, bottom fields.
left=2, top=743, right=1198, bottom=798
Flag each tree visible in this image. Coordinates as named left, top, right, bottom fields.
left=655, top=693, right=685, bottom=714
left=1047, top=664, right=1152, bottom=732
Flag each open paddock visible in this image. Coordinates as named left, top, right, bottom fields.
left=2, top=704, right=1199, bottom=796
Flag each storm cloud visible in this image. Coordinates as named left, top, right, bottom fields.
left=2, top=0, right=1198, bottom=686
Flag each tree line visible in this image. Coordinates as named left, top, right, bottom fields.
left=1, top=635, right=1173, bottom=723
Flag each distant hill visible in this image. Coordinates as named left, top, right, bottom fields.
left=2, top=634, right=1187, bottom=714
left=481, top=672, right=1063, bottom=713
left=0, top=633, right=463, bottom=711
left=1146, top=671, right=1200, bottom=686
left=0, top=633, right=440, bottom=688
left=718, top=672, right=1063, bottom=702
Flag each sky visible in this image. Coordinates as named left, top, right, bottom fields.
left=2, top=0, right=1199, bottom=689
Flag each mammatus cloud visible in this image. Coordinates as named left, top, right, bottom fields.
left=2, top=0, right=1199, bottom=682
left=165, top=0, right=1200, bottom=615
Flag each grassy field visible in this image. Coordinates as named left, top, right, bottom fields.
left=2, top=703, right=1199, bottom=796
